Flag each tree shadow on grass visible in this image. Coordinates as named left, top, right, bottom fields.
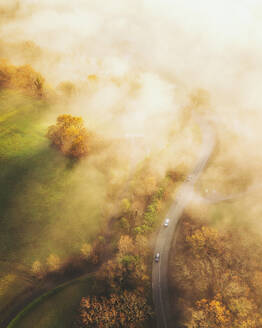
left=0, top=146, right=76, bottom=259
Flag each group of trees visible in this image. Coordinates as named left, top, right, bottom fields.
left=73, top=236, right=153, bottom=326
left=47, top=114, right=91, bottom=158
left=117, top=164, right=169, bottom=236
left=31, top=234, right=110, bottom=280
left=31, top=254, right=61, bottom=279
left=0, top=60, right=90, bottom=160
left=98, top=234, right=150, bottom=293
left=99, top=167, right=170, bottom=294
left=169, top=216, right=262, bottom=327
left=0, top=58, right=46, bottom=97
left=76, top=291, right=152, bottom=328
left=73, top=166, right=174, bottom=327
left=73, top=232, right=153, bottom=327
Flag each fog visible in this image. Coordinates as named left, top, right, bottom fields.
left=1, top=1, right=262, bottom=133
left=3, top=5, right=262, bottom=325
left=1, top=0, right=262, bottom=216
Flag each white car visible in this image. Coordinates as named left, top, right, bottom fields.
left=155, top=252, right=160, bottom=262
left=164, top=218, right=170, bottom=227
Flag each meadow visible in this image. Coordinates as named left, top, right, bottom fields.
left=7, top=274, right=95, bottom=328
left=0, top=89, right=108, bottom=324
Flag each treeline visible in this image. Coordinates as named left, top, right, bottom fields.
left=0, top=57, right=79, bottom=101
left=76, top=291, right=152, bottom=328
left=169, top=214, right=262, bottom=327
left=27, top=160, right=178, bottom=327
left=72, top=165, right=178, bottom=328
left=0, top=58, right=47, bottom=98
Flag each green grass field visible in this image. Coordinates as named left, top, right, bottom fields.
left=7, top=274, right=95, bottom=328
left=0, top=90, right=108, bottom=322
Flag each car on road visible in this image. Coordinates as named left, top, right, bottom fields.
left=164, top=218, right=170, bottom=227
left=154, top=252, right=160, bottom=262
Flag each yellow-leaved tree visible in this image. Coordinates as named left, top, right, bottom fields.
left=47, top=114, right=91, bottom=158
left=0, top=58, right=46, bottom=97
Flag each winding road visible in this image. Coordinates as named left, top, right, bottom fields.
left=4, top=116, right=252, bottom=328
left=152, top=118, right=215, bottom=328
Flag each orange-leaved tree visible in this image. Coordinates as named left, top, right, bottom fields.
left=47, top=114, right=90, bottom=158
left=0, top=58, right=46, bottom=97
left=78, top=291, right=152, bottom=328
left=13, top=64, right=45, bottom=98
left=189, top=295, right=231, bottom=328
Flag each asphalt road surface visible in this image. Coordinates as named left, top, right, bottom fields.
left=152, top=118, right=215, bottom=328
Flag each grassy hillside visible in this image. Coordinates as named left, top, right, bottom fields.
left=0, top=87, right=179, bottom=328
left=7, top=274, right=95, bottom=328
left=0, top=90, right=107, bottom=319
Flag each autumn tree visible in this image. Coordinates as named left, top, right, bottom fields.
left=77, top=291, right=152, bottom=328
left=46, top=254, right=61, bottom=272
left=47, top=114, right=91, bottom=158
left=80, top=243, right=92, bottom=260
left=13, top=64, right=45, bottom=97
left=0, top=58, right=46, bottom=97
left=0, top=59, right=13, bottom=88
left=118, top=235, right=135, bottom=257
left=188, top=294, right=262, bottom=328
left=135, top=234, right=149, bottom=255
left=131, top=174, right=158, bottom=200
left=57, top=81, right=77, bottom=98
left=98, top=234, right=149, bottom=292
left=188, top=295, right=231, bottom=328
left=169, top=216, right=262, bottom=327
left=31, top=260, right=44, bottom=278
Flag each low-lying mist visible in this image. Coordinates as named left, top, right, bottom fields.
left=1, top=0, right=262, bottom=274
left=2, top=0, right=262, bottom=157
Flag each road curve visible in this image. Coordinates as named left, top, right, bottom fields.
left=152, top=118, right=215, bottom=328
left=203, top=182, right=262, bottom=204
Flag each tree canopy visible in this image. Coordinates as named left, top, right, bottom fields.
left=78, top=291, right=152, bottom=328
left=0, top=58, right=45, bottom=97
left=47, top=114, right=90, bottom=158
